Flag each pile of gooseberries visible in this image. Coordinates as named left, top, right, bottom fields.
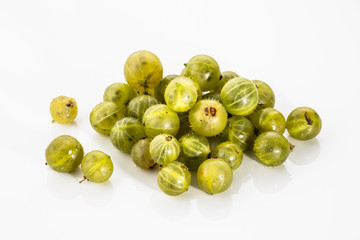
left=46, top=50, right=322, bottom=195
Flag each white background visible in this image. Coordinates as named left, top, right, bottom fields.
left=0, top=0, right=359, bottom=239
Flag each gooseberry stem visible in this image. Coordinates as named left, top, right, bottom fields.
left=290, top=143, right=295, bottom=151
left=79, top=176, right=88, bottom=183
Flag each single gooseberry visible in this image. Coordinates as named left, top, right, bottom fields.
left=90, top=102, right=124, bottom=135
left=50, top=96, right=78, bottom=124
left=149, top=134, right=180, bottom=165
left=188, top=99, right=228, bottom=137
left=178, top=132, right=211, bottom=171
left=253, top=131, right=293, bottom=166
left=220, top=77, right=259, bottom=116
left=103, top=82, right=136, bottom=109
left=164, top=76, right=198, bottom=112
left=124, top=50, right=163, bottom=91
left=127, top=94, right=161, bottom=120
left=110, top=117, right=146, bottom=153
left=221, top=116, right=255, bottom=151
left=157, top=161, right=191, bottom=196
left=131, top=138, right=156, bottom=169
left=184, top=54, right=221, bottom=92
left=211, top=141, right=243, bottom=170
left=80, top=150, right=113, bottom=183
left=45, top=135, right=84, bottom=172
left=197, top=158, right=233, bottom=195
left=286, top=107, right=322, bottom=140
left=142, top=104, right=180, bottom=138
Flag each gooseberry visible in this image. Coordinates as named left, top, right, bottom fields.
left=149, top=134, right=180, bottom=165
left=188, top=99, right=227, bottom=137
left=90, top=102, right=124, bottom=135
left=80, top=150, right=113, bottom=183
left=45, top=135, right=84, bottom=172
left=220, top=77, right=259, bottom=116
left=124, top=50, right=163, bottom=91
left=50, top=96, right=78, bottom=124
left=142, top=104, right=180, bottom=138
left=286, top=107, right=322, bottom=140
left=184, top=54, right=221, bottom=92
left=164, top=76, right=198, bottom=112
left=110, top=117, right=146, bottom=153
left=157, top=161, right=191, bottom=196
left=197, top=158, right=233, bottom=195
left=212, top=141, right=243, bottom=170
left=253, top=131, right=292, bottom=166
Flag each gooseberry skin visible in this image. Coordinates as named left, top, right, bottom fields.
left=212, top=141, right=243, bottom=170
left=221, top=116, right=255, bottom=151
left=252, top=80, right=275, bottom=110
left=124, top=50, right=163, bottom=91
left=45, top=135, right=84, bottom=173
left=176, top=112, right=192, bottom=138
left=189, top=99, right=228, bottom=137
left=197, top=158, right=233, bottom=195
left=149, top=134, right=180, bottom=165
left=157, top=161, right=191, bottom=196
left=80, top=150, right=113, bottom=183
left=184, top=54, right=221, bottom=92
left=90, top=102, right=124, bottom=135
left=164, top=77, right=198, bottom=112
left=286, top=107, right=322, bottom=140
left=50, top=96, right=78, bottom=124
left=110, top=117, right=147, bottom=153
left=178, top=133, right=211, bottom=171
left=131, top=138, right=156, bottom=169
left=253, top=131, right=292, bottom=166
left=202, top=92, right=221, bottom=102
left=213, top=71, right=239, bottom=93
left=142, top=104, right=180, bottom=138
left=127, top=95, right=161, bottom=120
left=103, top=82, right=136, bottom=109
left=250, top=107, right=286, bottom=134
left=220, top=77, right=259, bottom=116
left=154, top=75, right=179, bottom=103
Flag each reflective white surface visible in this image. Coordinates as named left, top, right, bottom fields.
left=1, top=0, right=359, bottom=239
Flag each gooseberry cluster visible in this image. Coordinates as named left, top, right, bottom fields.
left=46, top=50, right=322, bottom=196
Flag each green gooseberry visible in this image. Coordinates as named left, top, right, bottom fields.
left=142, top=104, right=180, bottom=138
left=50, top=96, right=78, bottom=124
left=286, top=107, right=322, bottom=140
left=127, top=94, right=161, bottom=120
left=103, top=82, right=136, bottom=109
left=252, top=80, right=275, bottom=109
left=124, top=50, right=163, bottom=91
left=197, top=158, right=233, bottom=195
left=221, top=116, right=255, bottom=151
left=249, top=107, right=286, bottom=134
left=164, top=76, right=198, bottom=112
left=149, top=134, right=180, bottom=165
left=110, top=117, right=146, bottom=153
left=184, top=54, right=221, bottom=92
left=253, top=131, right=292, bottom=166
left=45, top=135, right=84, bottom=172
left=213, top=71, right=239, bottom=93
left=178, top=132, right=211, bottom=171
left=90, top=102, right=125, bottom=135
left=157, top=161, right=191, bottom=196
left=202, top=92, right=221, bottom=102
left=220, top=77, right=259, bottom=116
left=80, top=150, right=113, bottom=183
left=188, top=99, right=228, bottom=137
left=154, top=74, right=179, bottom=103
left=212, top=141, right=243, bottom=170
left=131, top=138, right=156, bottom=169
